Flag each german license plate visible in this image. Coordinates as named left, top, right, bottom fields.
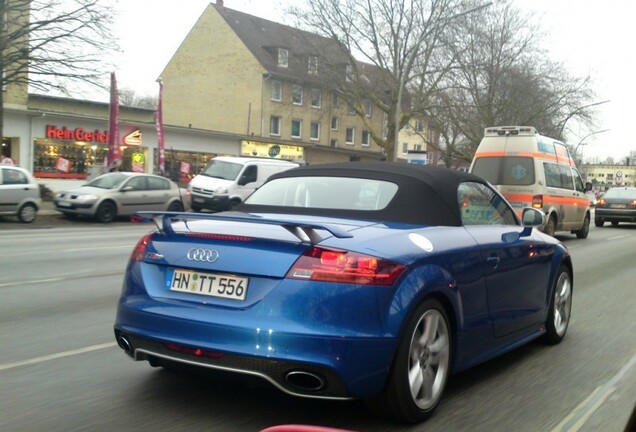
left=57, top=201, right=71, bottom=207
left=193, top=197, right=205, bottom=203
left=167, top=268, right=248, bottom=301
left=610, top=204, right=627, bottom=208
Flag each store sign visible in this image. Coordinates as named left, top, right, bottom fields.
left=241, top=140, right=304, bottom=161
left=131, top=152, right=145, bottom=173
left=46, top=125, right=109, bottom=143
left=55, top=157, right=72, bottom=173
left=124, top=129, right=142, bottom=146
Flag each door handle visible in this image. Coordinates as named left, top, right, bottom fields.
left=486, top=256, right=500, bottom=267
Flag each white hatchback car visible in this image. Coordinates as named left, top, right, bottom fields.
left=0, top=165, right=42, bottom=223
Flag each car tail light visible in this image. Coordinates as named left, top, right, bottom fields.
left=287, top=246, right=405, bottom=286
left=130, top=233, right=153, bottom=262
left=532, top=195, right=543, bottom=209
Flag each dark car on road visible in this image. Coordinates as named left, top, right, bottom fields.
left=114, top=162, right=573, bottom=423
left=594, top=186, right=636, bottom=227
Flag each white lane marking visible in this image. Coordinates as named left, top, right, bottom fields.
left=0, top=342, right=117, bottom=372
left=0, top=272, right=123, bottom=288
left=1, top=245, right=132, bottom=258
left=551, top=351, right=636, bottom=431
left=607, top=235, right=629, bottom=240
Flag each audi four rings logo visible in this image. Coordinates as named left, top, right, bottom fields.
left=187, top=248, right=220, bottom=263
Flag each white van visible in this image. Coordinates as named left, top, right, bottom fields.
left=469, top=126, right=591, bottom=238
left=188, top=156, right=300, bottom=212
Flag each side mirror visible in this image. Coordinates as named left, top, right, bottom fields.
left=522, top=207, right=545, bottom=227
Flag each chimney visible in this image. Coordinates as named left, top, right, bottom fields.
left=216, top=0, right=224, bottom=8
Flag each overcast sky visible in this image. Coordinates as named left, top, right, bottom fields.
left=112, top=0, right=635, bottom=161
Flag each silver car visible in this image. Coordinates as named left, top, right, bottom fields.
left=54, top=172, right=189, bottom=223
left=0, top=165, right=42, bottom=223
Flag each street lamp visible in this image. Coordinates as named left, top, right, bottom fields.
left=574, top=129, right=610, bottom=155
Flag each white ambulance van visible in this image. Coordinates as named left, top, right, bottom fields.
left=469, top=126, right=591, bottom=238
left=188, top=156, right=299, bottom=212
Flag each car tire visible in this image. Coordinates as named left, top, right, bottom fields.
left=541, top=265, right=572, bottom=345
left=191, top=205, right=202, bottom=212
left=575, top=214, right=590, bottom=239
left=17, top=203, right=37, bottom=223
left=594, top=218, right=604, bottom=228
left=369, top=299, right=451, bottom=423
left=167, top=201, right=184, bottom=212
left=611, top=221, right=619, bottom=227
left=96, top=201, right=116, bottom=223
left=543, top=215, right=556, bottom=237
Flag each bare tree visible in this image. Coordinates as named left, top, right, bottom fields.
left=290, top=0, right=478, bottom=160
left=428, top=0, right=597, bottom=165
left=119, top=88, right=157, bottom=109
left=0, top=0, right=118, bottom=137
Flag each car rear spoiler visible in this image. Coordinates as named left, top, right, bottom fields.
left=135, top=211, right=354, bottom=244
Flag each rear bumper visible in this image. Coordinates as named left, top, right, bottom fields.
left=114, top=299, right=396, bottom=399
left=595, top=208, right=636, bottom=222
left=114, top=331, right=355, bottom=400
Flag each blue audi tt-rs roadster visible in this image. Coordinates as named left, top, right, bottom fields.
left=114, top=162, right=573, bottom=423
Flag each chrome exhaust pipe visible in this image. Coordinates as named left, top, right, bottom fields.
left=285, top=370, right=325, bottom=392
left=117, top=335, right=132, bottom=354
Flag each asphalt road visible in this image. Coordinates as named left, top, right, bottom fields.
left=0, top=221, right=635, bottom=432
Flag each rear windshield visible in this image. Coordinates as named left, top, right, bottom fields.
left=200, top=160, right=243, bottom=180
left=604, top=188, right=636, bottom=198
left=471, top=156, right=535, bottom=186
left=245, top=176, right=399, bottom=211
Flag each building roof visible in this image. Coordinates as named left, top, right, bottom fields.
left=214, top=2, right=389, bottom=92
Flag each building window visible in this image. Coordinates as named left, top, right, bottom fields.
left=363, top=99, right=372, bottom=117
left=291, top=119, right=302, bottom=139
left=271, top=80, right=282, bottom=102
left=347, top=102, right=356, bottom=115
left=345, top=127, right=355, bottom=145
left=308, top=56, right=318, bottom=74
left=361, top=130, right=370, bottom=146
left=330, top=139, right=338, bottom=148
left=311, top=88, right=321, bottom=108
left=278, top=48, right=288, bottom=68
left=331, top=91, right=340, bottom=106
left=270, top=116, right=281, bottom=136
left=414, top=144, right=423, bottom=151
left=402, top=143, right=408, bottom=154
left=331, top=116, right=339, bottom=131
left=345, top=64, right=354, bottom=82
left=415, top=119, right=424, bottom=132
left=292, top=84, right=303, bottom=105
left=310, top=122, right=320, bottom=141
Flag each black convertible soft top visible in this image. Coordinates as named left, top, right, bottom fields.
left=239, top=161, right=492, bottom=226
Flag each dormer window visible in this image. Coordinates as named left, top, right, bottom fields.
left=278, top=48, right=289, bottom=68
left=345, top=64, right=354, bottom=82
left=308, top=56, right=318, bottom=74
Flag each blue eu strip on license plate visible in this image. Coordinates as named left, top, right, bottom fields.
left=166, top=268, right=248, bottom=301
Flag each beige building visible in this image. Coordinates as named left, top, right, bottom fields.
left=160, top=0, right=436, bottom=164
left=580, top=163, right=636, bottom=190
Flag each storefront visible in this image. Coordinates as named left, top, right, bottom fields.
left=33, top=124, right=150, bottom=179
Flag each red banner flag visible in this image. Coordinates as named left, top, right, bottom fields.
left=156, top=79, right=165, bottom=174
left=106, top=72, right=121, bottom=170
